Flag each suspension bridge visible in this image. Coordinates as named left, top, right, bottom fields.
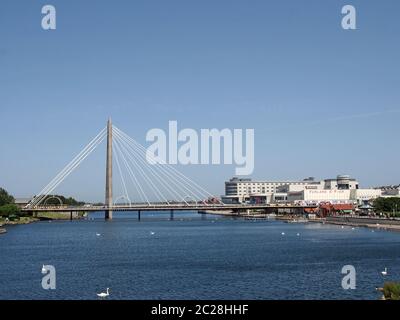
left=22, top=119, right=316, bottom=219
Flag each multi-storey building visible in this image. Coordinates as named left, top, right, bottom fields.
left=222, top=177, right=319, bottom=204
left=222, top=175, right=361, bottom=204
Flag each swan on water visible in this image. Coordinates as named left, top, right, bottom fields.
left=97, top=288, right=110, bottom=298
left=381, top=268, right=388, bottom=276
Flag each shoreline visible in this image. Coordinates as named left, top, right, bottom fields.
left=2, top=210, right=400, bottom=235
left=200, top=210, right=400, bottom=233
left=0, top=212, right=86, bottom=233
left=322, top=216, right=400, bottom=232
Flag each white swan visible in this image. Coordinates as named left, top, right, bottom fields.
left=41, top=265, right=46, bottom=274
left=96, top=233, right=101, bottom=236
left=97, top=288, right=110, bottom=298
left=150, top=231, right=155, bottom=235
left=381, top=268, right=388, bottom=276
left=296, top=233, right=300, bottom=236
left=281, top=232, right=285, bottom=236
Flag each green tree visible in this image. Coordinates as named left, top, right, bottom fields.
left=0, top=187, right=14, bottom=206
left=373, top=197, right=400, bottom=216
left=383, top=282, right=400, bottom=300
left=0, top=204, right=20, bottom=217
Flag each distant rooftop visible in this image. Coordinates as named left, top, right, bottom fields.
left=227, top=177, right=319, bottom=183
left=14, top=198, right=32, bottom=204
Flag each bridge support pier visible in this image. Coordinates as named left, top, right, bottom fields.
left=170, top=210, right=174, bottom=221
left=70, top=211, right=73, bottom=221
left=105, top=118, right=113, bottom=220
left=138, top=210, right=141, bottom=221
left=105, top=210, right=112, bottom=220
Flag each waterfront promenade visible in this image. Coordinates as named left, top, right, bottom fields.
left=201, top=210, right=400, bottom=232
left=324, top=216, right=400, bottom=232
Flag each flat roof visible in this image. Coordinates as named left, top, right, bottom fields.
left=14, top=198, right=32, bottom=204
left=324, top=178, right=357, bottom=182
left=226, top=180, right=313, bottom=183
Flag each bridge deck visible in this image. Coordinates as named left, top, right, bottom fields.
left=22, top=204, right=317, bottom=212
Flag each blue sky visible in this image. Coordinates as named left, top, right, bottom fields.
left=0, top=0, right=399, bottom=201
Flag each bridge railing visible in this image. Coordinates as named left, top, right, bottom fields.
left=23, top=202, right=319, bottom=211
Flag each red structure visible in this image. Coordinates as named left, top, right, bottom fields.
left=318, top=203, right=354, bottom=217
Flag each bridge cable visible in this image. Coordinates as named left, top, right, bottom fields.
left=113, top=140, right=131, bottom=206
left=114, top=127, right=211, bottom=204
left=113, top=138, right=150, bottom=205
left=29, top=131, right=106, bottom=207
left=113, top=129, right=203, bottom=204
left=113, top=135, right=170, bottom=204
left=114, top=126, right=224, bottom=205
left=113, top=127, right=209, bottom=202
left=113, top=130, right=191, bottom=205
left=114, top=126, right=216, bottom=202
left=27, top=127, right=107, bottom=208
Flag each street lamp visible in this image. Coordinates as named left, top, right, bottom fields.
left=392, top=203, right=398, bottom=218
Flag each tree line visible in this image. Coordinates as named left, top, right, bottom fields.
left=0, top=187, right=19, bottom=217
left=373, top=197, right=400, bottom=216
left=34, top=195, right=85, bottom=206
left=0, top=187, right=85, bottom=218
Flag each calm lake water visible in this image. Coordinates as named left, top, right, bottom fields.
left=1, top=212, right=399, bottom=300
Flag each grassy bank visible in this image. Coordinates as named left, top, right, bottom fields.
left=0, top=216, right=38, bottom=225
left=377, top=282, right=400, bottom=300
left=0, top=211, right=86, bottom=228
left=36, top=212, right=86, bottom=220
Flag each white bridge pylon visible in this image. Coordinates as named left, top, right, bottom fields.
left=26, top=121, right=224, bottom=209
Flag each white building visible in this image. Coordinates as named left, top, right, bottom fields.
left=323, top=175, right=359, bottom=190
left=222, top=178, right=313, bottom=203
left=222, top=175, right=389, bottom=206
left=287, top=189, right=352, bottom=204
left=222, top=177, right=322, bottom=204
left=14, top=198, right=33, bottom=208
left=286, top=178, right=384, bottom=205
left=379, top=185, right=400, bottom=197
left=352, top=189, right=382, bottom=205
